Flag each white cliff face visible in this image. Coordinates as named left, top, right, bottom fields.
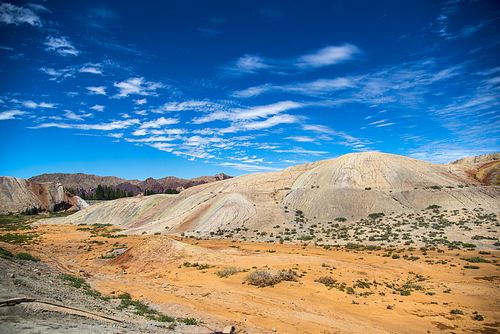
left=0, top=176, right=88, bottom=214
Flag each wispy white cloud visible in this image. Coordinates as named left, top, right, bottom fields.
left=134, top=98, right=147, bottom=105
left=90, top=105, right=105, bottom=112
left=79, top=63, right=103, bottom=74
left=375, top=122, right=395, bottom=127
left=296, top=44, right=361, bottom=69
left=368, top=119, right=387, bottom=126
left=226, top=55, right=273, bottom=75
left=149, top=142, right=176, bottom=152
left=44, top=36, right=80, bottom=57
left=154, top=100, right=223, bottom=113
left=232, top=78, right=355, bottom=98
left=30, top=119, right=140, bottom=131
left=224, top=44, right=361, bottom=76
left=126, top=135, right=178, bottom=143
left=285, top=136, right=315, bottom=142
left=192, top=101, right=303, bottom=124
left=86, top=86, right=107, bottom=95
left=40, top=67, right=74, bottom=80
left=113, top=77, right=164, bottom=98
left=132, top=129, right=148, bottom=136
left=274, top=148, right=329, bottom=155
left=0, top=3, right=43, bottom=27
left=238, top=114, right=300, bottom=131
left=0, top=109, right=26, bottom=120
left=218, top=162, right=281, bottom=172
left=21, top=101, right=38, bottom=109
left=20, top=101, right=56, bottom=109
left=64, top=110, right=92, bottom=121
left=139, top=117, right=179, bottom=129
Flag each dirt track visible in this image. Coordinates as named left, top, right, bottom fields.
left=1, top=224, right=499, bottom=333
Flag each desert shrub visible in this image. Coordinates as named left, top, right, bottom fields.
left=14, top=252, right=40, bottom=262
left=450, top=309, right=463, bottom=315
left=464, top=265, right=480, bottom=269
left=392, top=254, right=400, bottom=259
left=345, top=243, right=363, bottom=249
left=277, top=269, right=298, bottom=282
left=0, top=233, right=39, bottom=244
left=246, top=270, right=276, bottom=287
left=157, top=314, right=175, bottom=323
left=316, top=276, right=337, bottom=287
left=246, top=269, right=297, bottom=287
left=474, top=313, right=484, bottom=321
left=58, top=274, right=87, bottom=289
left=217, top=267, right=240, bottom=278
left=461, top=257, right=490, bottom=263
left=368, top=212, right=385, bottom=220
left=0, top=246, right=13, bottom=258
left=180, top=318, right=198, bottom=325
left=462, top=243, right=477, bottom=248
left=197, top=263, right=210, bottom=270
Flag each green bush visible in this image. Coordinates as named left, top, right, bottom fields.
left=14, top=252, right=40, bottom=262
left=58, top=274, right=87, bottom=288
left=461, top=257, right=490, bottom=263
left=180, top=318, right=198, bottom=325
left=0, top=246, right=13, bottom=258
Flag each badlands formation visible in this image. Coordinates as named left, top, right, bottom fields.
left=55, top=152, right=500, bottom=240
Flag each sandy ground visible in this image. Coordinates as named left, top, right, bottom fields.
left=1, top=224, right=500, bottom=334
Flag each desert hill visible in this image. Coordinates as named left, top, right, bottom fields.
left=49, top=152, right=500, bottom=241
left=29, top=172, right=232, bottom=196
left=0, top=176, right=88, bottom=214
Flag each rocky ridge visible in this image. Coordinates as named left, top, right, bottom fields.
left=29, top=173, right=232, bottom=196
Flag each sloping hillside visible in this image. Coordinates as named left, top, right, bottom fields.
left=0, top=177, right=88, bottom=214
left=49, top=152, right=500, bottom=238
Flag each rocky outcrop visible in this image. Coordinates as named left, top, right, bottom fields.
left=448, top=153, right=500, bottom=186
left=0, top=176, right=88, bottom=214
left=50, top=152, right=500, bottom=235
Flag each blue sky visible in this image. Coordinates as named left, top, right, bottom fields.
left=0, top=0, right=499, bottom=180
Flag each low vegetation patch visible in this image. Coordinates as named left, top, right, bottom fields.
left=216, top=266, right=240, bottom=278
left=13, top=252, right=40, bottom=262
left=461, top=257, right=490, bottom=263
left=245, top=269, right=297, bottom=287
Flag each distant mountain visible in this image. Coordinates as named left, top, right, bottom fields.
left=28, top=173, right=232, bottom=196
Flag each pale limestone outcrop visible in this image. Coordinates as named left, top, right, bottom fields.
left=0, top=176, right=88, bottom=214
left=49, top=152, right=500, bottom=234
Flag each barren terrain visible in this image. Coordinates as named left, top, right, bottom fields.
left=1, top=221, right=499, bottom=333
